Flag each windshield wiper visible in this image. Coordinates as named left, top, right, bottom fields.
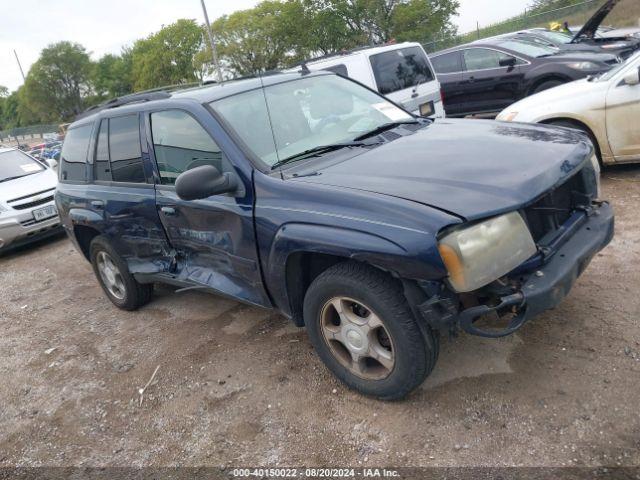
left=353, top=121, right=420, bottom=141
left=271, top=142, right=375, bottom=170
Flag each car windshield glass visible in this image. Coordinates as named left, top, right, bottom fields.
left=494, top=40, right=557, bottom=57
left=210, top=75, right=413, bottom=167
left=0, top=150, right=44, bottom=182
left=536, top=30, right=573, bottom=44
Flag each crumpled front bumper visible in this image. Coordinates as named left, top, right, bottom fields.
left=457, top=202, right=614, bottom=338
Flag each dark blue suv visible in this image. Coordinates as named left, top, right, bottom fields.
left=56, top=71, right=614, bottom=400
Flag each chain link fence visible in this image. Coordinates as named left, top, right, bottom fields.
left=423, top=0, right=601, bottom=53
left=0, top=124, right=60, bottom=145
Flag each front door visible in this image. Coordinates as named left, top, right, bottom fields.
left=461, top=48, right=524, bottom=114
left=606, top=69, right=640, bottom=161
left=146, top=108, right=271, bottom=308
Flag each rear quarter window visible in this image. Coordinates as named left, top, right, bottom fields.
left=370, top=47, right=435, bottom=95
left=60, top=124, right=92, bottom=182
left=432, top=51, right=463, bottom=74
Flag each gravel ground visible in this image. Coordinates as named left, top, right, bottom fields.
left=1, top=166, right=639, bottom=469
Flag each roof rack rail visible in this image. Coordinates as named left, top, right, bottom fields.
left=75, top=91, right=171, bottom=120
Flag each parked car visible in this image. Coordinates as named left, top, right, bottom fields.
left=0, top=147, right=61, bottom=252
left=499, top=29, right=634, bottom=59
left=570, top=0, right=640, bottom=49
left=294, top=42, right=445, bottom=118
left=431, top=38, right=616, bottom=117
left=497, top=52, right=640, bottom=165
left=56, top=72, right=613, bottom=400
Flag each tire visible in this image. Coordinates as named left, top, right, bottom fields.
left=547, top=119, right=602, bottom=166
left=89, top=235, right=153, bottom=311
left=303, top=261, right=438, bottom=400
left=533, top=79, right=564, bottom=94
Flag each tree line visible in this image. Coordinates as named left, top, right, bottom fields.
left=1, top=0, right=583, bottom=129
left=0, top=0, right=460, bottom=129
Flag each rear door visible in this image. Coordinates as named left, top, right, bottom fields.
left=460, top=47, right=524, bottom=114
left=146, top=107, right=271, bottom=308
left=605, top=68, right=640, bottom=160
left=431, top=50, right=465, bottom=116
left=89, top=113, right=173, bottom=272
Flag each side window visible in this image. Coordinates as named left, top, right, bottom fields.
left=324, top=64, right=348, bottom=77
left=431, top=52, right=463, bottom=74
left=108, top=114, right=145, bottom=183
left=463, top=48, right=519, bottom=71
left=94, top=119, right=111, bottom=181
left=60, top=124, right=92, bottom=182
left=150, top=110, right=228, bottom=185
left=370, top=47, right=436, bottom=95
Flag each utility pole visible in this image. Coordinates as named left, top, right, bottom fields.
left=14, top=50, right=25, bottom=82
left=200, top=0, right=223, bottom=83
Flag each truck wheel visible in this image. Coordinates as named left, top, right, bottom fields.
left=303, top=262, right=438, bottom=400
left=89, top=236, right=153, bottom=311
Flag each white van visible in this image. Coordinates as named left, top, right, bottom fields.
left=297, top=42, right=445, bottom=119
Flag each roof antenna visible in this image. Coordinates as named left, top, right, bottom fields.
left=299, top=62, right=311, bottom=75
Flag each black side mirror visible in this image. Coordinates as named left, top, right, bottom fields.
left=175, top=165, right=238, bottom=201
left=499, top=57, right=517, bottom=68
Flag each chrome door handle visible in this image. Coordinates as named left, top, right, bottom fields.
left=161, top=206, right=177, bottom=216
left=91, top=200, right=104, bottom=209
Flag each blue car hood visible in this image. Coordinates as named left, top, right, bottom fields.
left=292, top=119, right=592, bottom=221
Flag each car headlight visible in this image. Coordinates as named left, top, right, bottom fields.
left=438, top=212, right=537, bottom=293
left=601, top=42, right=629, bottom=48
left=566, top=61, right=600, bottom=71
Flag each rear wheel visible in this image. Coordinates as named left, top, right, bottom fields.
left=304, top=262, right=438, bottom=400
left=533, top=79, right=564, bottom=94
left=90, top=236, right=153, bottom=310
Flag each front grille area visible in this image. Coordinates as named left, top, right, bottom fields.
left=523, top=171, right=588, bottom=244
left=10, top=195, right=55, bottom=210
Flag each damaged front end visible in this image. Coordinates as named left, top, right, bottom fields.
left=411, top=158, right=614, bottom=338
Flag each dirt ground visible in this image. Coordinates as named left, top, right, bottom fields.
left=1, top=166, right=639, bottom=470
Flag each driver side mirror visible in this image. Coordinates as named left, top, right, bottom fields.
left=175, top=165, right=238, bottom=201
left=623, top=67, right=640, bottom=86
left=499, top=56, right=517, bottom=68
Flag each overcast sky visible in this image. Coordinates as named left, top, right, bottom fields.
left=0, top=0, right=531, bottom=92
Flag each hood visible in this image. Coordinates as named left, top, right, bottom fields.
left=572, top=0, right=621, bottom=42
left=503, top=77, right=608, bottom=112
left=291, top=120, right=592, bottom=221
left=0, top=168, right=57, bottom=203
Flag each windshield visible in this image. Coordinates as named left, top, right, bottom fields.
left=0, top=149, right=44, bottom=182
left=536, top=30, right=574, bottom=44
left=494, top=40, right=557, bottom=58
left=211, top=75, right=413, bottom=167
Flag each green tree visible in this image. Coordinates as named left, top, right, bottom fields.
left=21, top=41, right=93, bottom=121
left=92, top=50, right=133, bottom=99
left=392, top=0, right=459, bottom=44
left=131, top=19, right=205, bottom=90
left=212, top=1, right=295, bottom=76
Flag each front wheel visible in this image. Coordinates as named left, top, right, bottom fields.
left=304, top=262, right=438, bottom=400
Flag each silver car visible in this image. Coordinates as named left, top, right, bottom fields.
left=0, top=147, right=61, bottom=252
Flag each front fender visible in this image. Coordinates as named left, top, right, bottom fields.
left=266, top=222, right=448, bottom=316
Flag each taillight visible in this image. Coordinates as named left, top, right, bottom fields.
left=440, top=88, right=445, bottom=104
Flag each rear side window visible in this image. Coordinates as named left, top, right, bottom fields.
left=324, top=64, right=348, bottom=77
left=108, top=115, right=145, bottom=183
left=370, top=47, right=435, bottom=95
left=150, top=110, right=229, bottom=185
left=94, top=120, right=111, bottom=181
left=60, top=124, right=92, bottom=182
left=432, top=51, right=463, bottom=74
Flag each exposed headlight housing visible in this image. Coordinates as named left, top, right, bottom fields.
left=566, top=61, right=600, bottom=71
left=438, top=212, right=537, bottom=293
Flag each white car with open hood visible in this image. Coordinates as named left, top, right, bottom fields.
left=0, top=147, right=61, bottom=252
left=498, top=52, right=640, bottom=165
